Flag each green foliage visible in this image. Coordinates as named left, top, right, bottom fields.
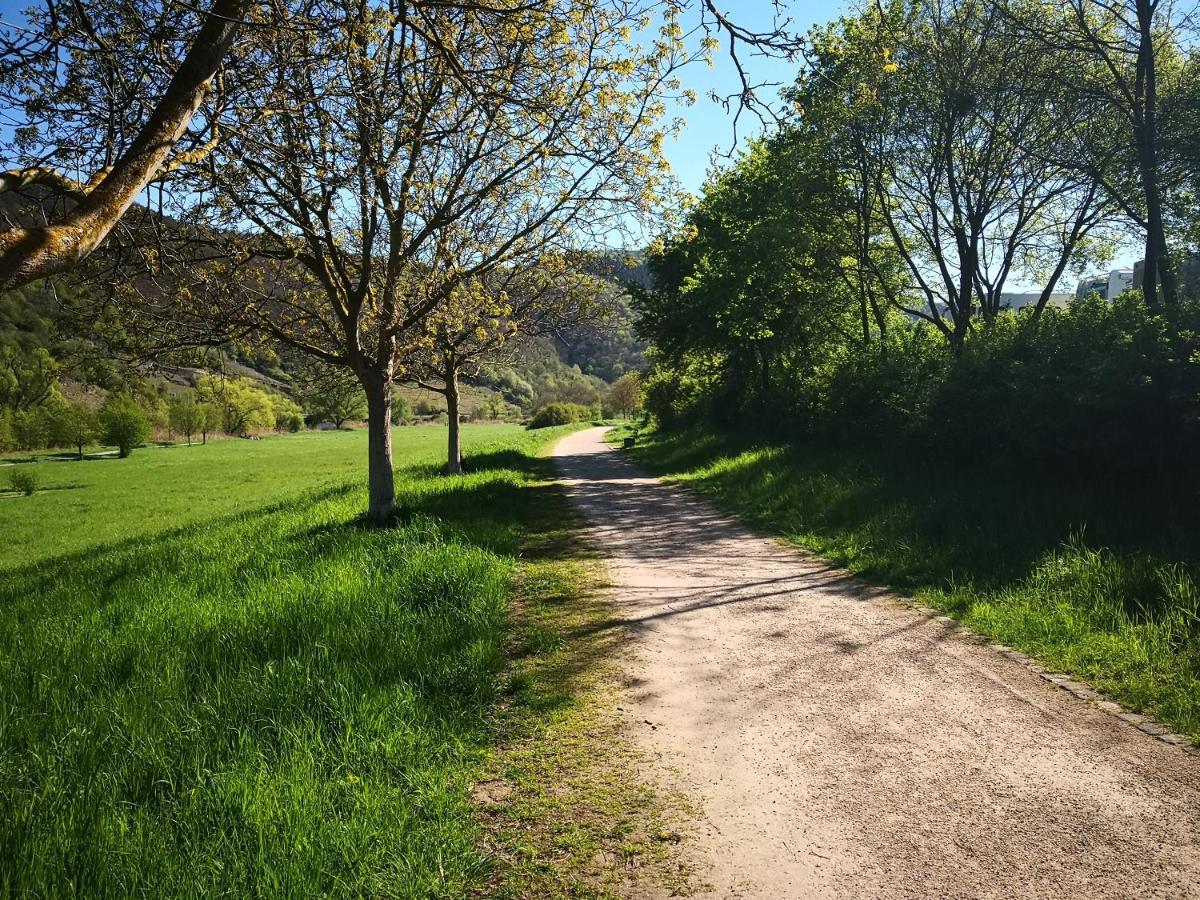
left=391, top=394, right=414, bottom=424
left=7, top=466, right=40, bottom=495
left=527, top=402, right=591, bottom=429
left=11, top=406, right=49, bottom=451
left=47, top=397, right=101, bottom=457
left=196, top=375, right=280, bottom=436
left=100, top=395, right=151, bottom=458
left=605, top=371, right=643, bottom=418
left=0, top=347, right=59, bottom=413
left=168, top=393, right=206, bottom=445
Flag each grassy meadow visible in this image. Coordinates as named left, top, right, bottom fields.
left=0, top=425, right=526, bottom=568
left=0, top=423, right=633, bottom=896
left=621, top=426, right=1200, bottom=742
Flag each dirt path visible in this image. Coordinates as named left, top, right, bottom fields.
left=553, top=427, right=1200, bottom=899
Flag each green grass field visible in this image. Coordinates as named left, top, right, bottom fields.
left=0, top=423, right=610, bottom=896
left=622, top=426, right=1200, bottom=742
left=0, top=425, right=527, bottom=569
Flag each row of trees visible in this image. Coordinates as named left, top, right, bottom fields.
left=0, top=347, right=309, bottom=456
left=637, top=0, right=1200, bottom=472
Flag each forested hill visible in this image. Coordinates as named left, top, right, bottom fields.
left=1, top=252, right=648, bottom=409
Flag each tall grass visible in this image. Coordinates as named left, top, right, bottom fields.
left=628, top=427, right=1200, bottom=740
left=0, top=424, right=582, bottom=896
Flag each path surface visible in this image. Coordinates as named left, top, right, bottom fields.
left=553, top=427, right=1200, bottom=899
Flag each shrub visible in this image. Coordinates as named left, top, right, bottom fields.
left=391, top=395, right=413, bottom=425
left=100, top=395, right=151, bottom=458
left=8, top=466, right=39, bottom=495
left=527, top=401, right=590, bottom=429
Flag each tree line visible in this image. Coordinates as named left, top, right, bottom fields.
left=636, top=0, right=1200, bottom=476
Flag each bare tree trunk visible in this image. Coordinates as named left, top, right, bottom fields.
left=361, top=371, right=395, bottom=523
left=445, top=368, right=462, bottom=476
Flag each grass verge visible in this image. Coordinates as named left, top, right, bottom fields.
left=473, top=453, right=698, bottom=898
left=0, top=423, right=686, bottom=896
left=619, top=425, right=1200, bottom=743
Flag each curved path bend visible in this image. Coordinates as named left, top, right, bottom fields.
left=553, top=427, right=1200, bottom=899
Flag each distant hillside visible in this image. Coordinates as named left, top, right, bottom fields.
left=0, top=250, right=648, bottom=412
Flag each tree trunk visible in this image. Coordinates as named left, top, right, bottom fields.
left=76, top=442, right=83, bottom=461
left=1134, top=0, right=1174, bottom=308
left=445, top=369, right=462, bottom=476
left=361, top=372, right=395, bottom=523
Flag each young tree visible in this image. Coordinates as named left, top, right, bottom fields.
left=100, top=395, right=151, bottom=457
left=409, top=265, right=607, bottom=473
left=608, top=373, right=643, bottom=419
left=168, top=393, right=205, bottom=446
left=49, top=398, right=101, bottom=459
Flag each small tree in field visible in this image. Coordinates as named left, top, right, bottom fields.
left=169, top=394, right=205, bottom=446
left=49, top=398, right=101, bottom=459
left=100, top=395, right=151, bottom=457
left=607, top=373, right=642, bottom=419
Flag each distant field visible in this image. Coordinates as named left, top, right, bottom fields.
left=0, top=424, right=523, bottom=570
left=0, top=422, right=594, bottom=896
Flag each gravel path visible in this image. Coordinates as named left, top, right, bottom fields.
left=553, top=427, right=1200, bottom=899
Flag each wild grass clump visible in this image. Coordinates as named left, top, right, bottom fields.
left=7, top=465, right=39, bottom=495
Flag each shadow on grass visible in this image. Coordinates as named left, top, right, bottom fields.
left=0, top=437, right=613, bottom=895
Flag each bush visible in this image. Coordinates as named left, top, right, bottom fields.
left=8, top=466, right=39, bottom=495
left=527, top=401, right=590, bottom=429
left=100, top=395, right=151, bottom=458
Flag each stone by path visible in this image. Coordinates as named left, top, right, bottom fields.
left=553, top=427, right=1200, bottom=899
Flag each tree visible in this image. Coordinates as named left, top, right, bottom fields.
left=168, top=393, right=205, bottom=446
left=0, top=347, right=59, bottom=412
left=11, top=407, right=49, bottom=451
left=855, top=0, right=1109, bottom=348
left=639, top=130, right=864, bottom=420
left=199, top=401, right=221, bottom=444
left=1000, top=0, right=1196, bottom=308
left=195, top=375, right=275, bottom=436
left=48, top=398, right=101, bottom=459
left=608, top=373, right=643, bottom=419
left=0, top=0, right=251, bottom=291
left=391, top=395, right=413, bottom=426
left=100, top=395, right=151, bottom=457
left=410, top=265, right=607, bottom=473
left=112, top=0, right=686, bottom=517
left=295, top=362, right=367, bottom=429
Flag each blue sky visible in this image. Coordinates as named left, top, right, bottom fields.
left=660, top=1, right=849, bottom=194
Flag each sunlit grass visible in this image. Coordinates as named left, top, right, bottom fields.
left=0, top=424, right=523, bottom=569
left=0, top=423, right=593, bottom=896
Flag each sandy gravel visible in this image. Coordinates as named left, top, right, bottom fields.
left=553, top=427, right=1200, bottom=899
